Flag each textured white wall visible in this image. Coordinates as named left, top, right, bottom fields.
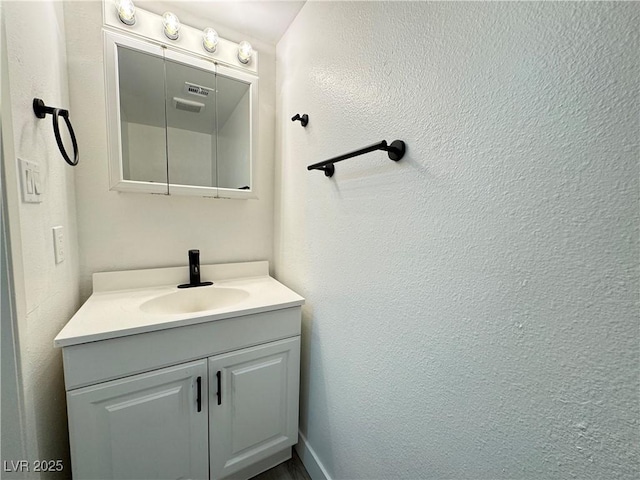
left=3, top=1, right=80, bottom=474
left=64, top=1, right=276, bottom=300
left=275, top=2, right=639, bottom=479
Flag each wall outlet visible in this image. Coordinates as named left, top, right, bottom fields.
left=18, top=158, right=42, bottom=203
left=52, top=226, right=64, bottom=264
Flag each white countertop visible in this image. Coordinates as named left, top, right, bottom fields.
left=54, top=262, right=304, bottom=347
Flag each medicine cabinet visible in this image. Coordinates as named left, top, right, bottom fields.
left=104, top=30, right=258, bottom=199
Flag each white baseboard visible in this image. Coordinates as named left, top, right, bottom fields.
left=295, top=431, right=332, bottom=480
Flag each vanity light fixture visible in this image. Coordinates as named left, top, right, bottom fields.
left=115, top=0, right=136, bottom=26
left=202, top=28, right=219, bottom=53
left=162, top=12, right=181, bottom=40
left=237, top=41, right=253, bottom=64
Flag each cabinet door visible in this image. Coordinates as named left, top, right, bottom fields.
left=209, top=337, right=300, bottom=479
left=67, top=360, right=209, bottom=480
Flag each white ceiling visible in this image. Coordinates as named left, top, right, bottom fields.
left=137, top=0, right=306, bottom=45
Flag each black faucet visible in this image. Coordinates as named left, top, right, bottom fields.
left=188, top=249, right=201, bottom=284
left=178, top=249, right=213, bottom=288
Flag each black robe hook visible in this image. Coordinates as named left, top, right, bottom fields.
left=291, top=113, right=308, bottom=127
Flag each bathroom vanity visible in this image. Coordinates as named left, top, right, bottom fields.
left=54, top=261, right=304, bottom=480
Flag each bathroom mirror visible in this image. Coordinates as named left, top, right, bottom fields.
left=104, top=31, right=258, bottom=198
left=163, top=52, right=217, bottom=190
left=117, top=44, right=169, bottom=190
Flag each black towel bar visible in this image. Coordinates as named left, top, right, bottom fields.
left=307, top=139, right=405, bottom=177
left=33, top=98, right=79, bottom=166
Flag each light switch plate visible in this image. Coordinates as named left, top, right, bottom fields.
left=18, top=158, right=42, bottom=203
left=52, top=226, right=64, bottom=264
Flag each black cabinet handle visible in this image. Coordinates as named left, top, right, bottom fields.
left=216, top=371, right=222, bottom=405
left=196, top=376, right=202, bottom=412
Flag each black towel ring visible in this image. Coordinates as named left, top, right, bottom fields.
left=33, top=98, right=79, bottom=166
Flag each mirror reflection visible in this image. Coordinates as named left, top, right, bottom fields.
left=216, top=75, right=251, bottom=190
left=165, top=58, right=217, bottom=187
left=118, top=45, right=167, bottom=186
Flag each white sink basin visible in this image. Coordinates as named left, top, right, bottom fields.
left=140, top=286, right=249, bottom=315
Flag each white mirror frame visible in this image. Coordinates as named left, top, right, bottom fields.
left=104, top=30, right=258, bottom=199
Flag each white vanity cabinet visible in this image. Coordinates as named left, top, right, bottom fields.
left=55, top=262, right=305, bottom=480
left=209, top=337, right=300, bottom=479
left=67, top=360, right=209, bottom=479
left=66, top=335, right=300, bottom=480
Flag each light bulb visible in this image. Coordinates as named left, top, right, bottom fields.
left=237, top=41, right=253, bottom=64
left=202, top=28, right=219, bottom=53
left=162, top=12, right=180, bottom=40
left=115, top=0, right=136, bottom=26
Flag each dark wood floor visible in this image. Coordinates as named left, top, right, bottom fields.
left=250, top=450, right=311, bottom=480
